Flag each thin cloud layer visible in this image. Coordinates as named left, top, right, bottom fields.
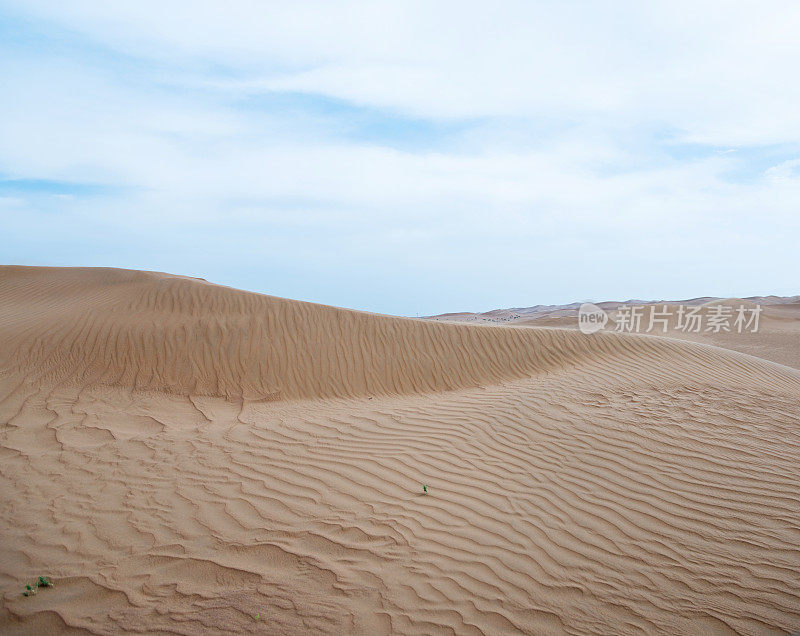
left=1, top=1, right=798, bottom=314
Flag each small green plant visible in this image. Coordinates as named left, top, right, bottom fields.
left=254, top=613, right=260, bottom=621
left=422, top=484, right=428, bottom=493
left=23, top=577, right=54, bottom=596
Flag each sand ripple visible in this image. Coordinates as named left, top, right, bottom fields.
left=1, top=267, right=799, bottom=634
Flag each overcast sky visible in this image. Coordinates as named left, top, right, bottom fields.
left=1, top=1, right=799, bottom=315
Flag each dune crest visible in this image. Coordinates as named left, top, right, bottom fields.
left=1, top=266, right=797, bottom=402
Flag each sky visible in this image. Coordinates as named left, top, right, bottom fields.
left=1, top=1, right=799, bottom=316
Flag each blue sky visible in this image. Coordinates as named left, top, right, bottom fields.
left=1, top=1, right=799, bottom=315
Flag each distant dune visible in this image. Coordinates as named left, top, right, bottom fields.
left=427, top=295, right=800, bottom=370
left=1, top=267, right=799, bottom=634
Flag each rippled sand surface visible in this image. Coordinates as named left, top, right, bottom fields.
left=1, top=267, right=799, bottom=634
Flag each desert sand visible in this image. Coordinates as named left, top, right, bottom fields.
left=1, top=266, right=799, bottom=635
left=428, top=298, right=800, bottom=371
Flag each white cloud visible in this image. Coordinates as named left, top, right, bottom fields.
left=765, top=159, right=800, bottom=183
left=0, top=1, right=798, bottom=313
left=9, top=1, right=800, bottom=142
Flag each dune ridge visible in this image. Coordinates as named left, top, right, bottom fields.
left=1, top=266, right=800, bottom=635
left=427, top=296, right=800, bottom=371
left=1, top=266, right=798, bottom=401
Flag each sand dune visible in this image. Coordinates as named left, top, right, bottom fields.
left=1, top=266, right=799, bottom=634
left=430, top=297, right=800, bottom=371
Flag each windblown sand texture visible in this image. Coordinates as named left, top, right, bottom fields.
left=428, top=298, right=800, bottom=370
left=1, top=266, right=799, bottom=635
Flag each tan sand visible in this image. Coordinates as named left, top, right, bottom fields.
left=1, top=266, right=799, bottom=634
left=430, top=298, right=800, bottom=370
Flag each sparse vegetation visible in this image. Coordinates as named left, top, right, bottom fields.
left=22, top=576, right=53, bottom=596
